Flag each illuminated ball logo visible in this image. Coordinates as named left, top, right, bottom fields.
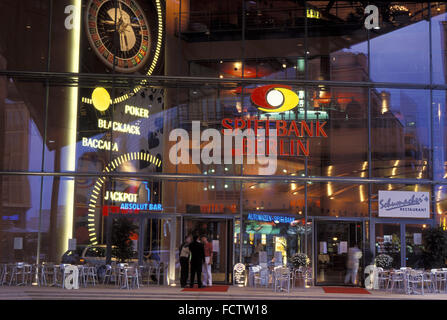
left=251, top=84, right=299, bottom=113
left=92, top=87, right=111, bottom=112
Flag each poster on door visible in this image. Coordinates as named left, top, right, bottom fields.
left=378, top=191, right=430, bottom=218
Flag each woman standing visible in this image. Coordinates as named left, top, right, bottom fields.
left=179, top=235, right=192, bottom=288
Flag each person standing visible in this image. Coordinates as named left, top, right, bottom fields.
left=344, top=245, right=362, bottom=285
left=179, top=235, right=192, bottom=288
left=189, top=234, right=205, bottom=288
left=201, top=235, right=213, bottom=287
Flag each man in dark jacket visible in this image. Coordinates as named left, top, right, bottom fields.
left=189, top=234, right=205, bottom=288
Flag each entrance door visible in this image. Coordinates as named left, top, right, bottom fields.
left=315, top=221, right=363, bottom=286
left=183, top=217, right=233, bottom=284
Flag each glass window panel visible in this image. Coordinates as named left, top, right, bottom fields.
left=436, top=184, right=447, bottom=224
left=433, top=90, right=447, bottom=180
left=242, top=182, right=306, bottom=266
left=308, top=182, right=368, bottom=217
left=164, top=180, right=240, bottom=215
left=39, top=176, right=76, bottom=264
left=405, top=224, right=425, bottom=268
left=372, top=89, right=430, bottom=179
left=307, top=86, right=368, bottom=178
left=0, top=176, right=42, bottom=264
left=243, top=0, right=306, bottom=82
left=375, top=223, right=401, bottom=269
left=0, top=79, right=44, bottom=171
left=174, top=0, right=243, bottom=77
left=369, top=2, right=430, bottom=84
left=306, top=1, right=368, bottom=82
left=430, top=3, right=447, bottom=84
left=0, top=1, right=49, bottom=72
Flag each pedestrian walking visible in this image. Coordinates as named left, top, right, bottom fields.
left=344, top=245, right=362, bottom=285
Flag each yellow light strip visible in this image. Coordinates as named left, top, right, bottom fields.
left=360, top=161, right=368, bottom=202
left=327, top=165, right=333, bottom=197
left=61, top=0, right=82, bottom=255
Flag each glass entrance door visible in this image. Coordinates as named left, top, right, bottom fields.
left=183, top=217, right=233, bottom=284
left=315, top=221, right=363, bottom=286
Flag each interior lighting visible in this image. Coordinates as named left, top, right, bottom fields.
left=327, top=166, right=333, bottom=196
left=360, top=161, right=367, bottom=202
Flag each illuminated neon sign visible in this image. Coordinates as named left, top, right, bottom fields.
left=251, top=85, right=299, bottom=113
left=247, top=213, right=295, bottom=224
left=105, top=182, right=163, bottom=214
left=125, top=104, right=149, bottom=118
left=104, top=191, right=138, bottom=203
left=82, top=137, right=119, bottom=151
left=98, top=119, right=141, bottom=135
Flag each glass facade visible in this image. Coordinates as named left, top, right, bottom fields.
left=1, top=1, right=447, bottom=286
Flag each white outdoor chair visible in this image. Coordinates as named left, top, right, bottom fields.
left=120, top=266, right=140, bottom=290
left=387, top=270, right=406, bottom=293
left=376, top=267, right=390, bottom=290
left=85, top=265, right=98, bottom=286
left=407, top=270, right=424, bottom=295
left=273, top=266, right=291, bottom=293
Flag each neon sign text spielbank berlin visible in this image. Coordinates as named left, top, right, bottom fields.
left=169, top=85, right=329, bottom=175
left=168, top=119, right=328, bottom=175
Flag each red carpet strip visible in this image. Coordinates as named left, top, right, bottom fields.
left=182, top=285, right=229, bottom=292
left=322, top=286, right=371, bottom=294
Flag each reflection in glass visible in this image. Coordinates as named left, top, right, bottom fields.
left=372, top=89, right=430, bottom=179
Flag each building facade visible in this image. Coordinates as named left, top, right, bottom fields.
left=0, top=1, right=447, bottom=286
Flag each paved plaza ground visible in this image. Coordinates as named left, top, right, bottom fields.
left=0, top=284, right=446, bottom=300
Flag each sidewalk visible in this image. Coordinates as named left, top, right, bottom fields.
left=0, top=284, right=446, bottom=300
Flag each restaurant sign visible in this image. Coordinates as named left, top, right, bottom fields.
left=378, top=191, right=430, bottom=218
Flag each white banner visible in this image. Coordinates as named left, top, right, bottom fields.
left=378, top=191, right=430, bottom=218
